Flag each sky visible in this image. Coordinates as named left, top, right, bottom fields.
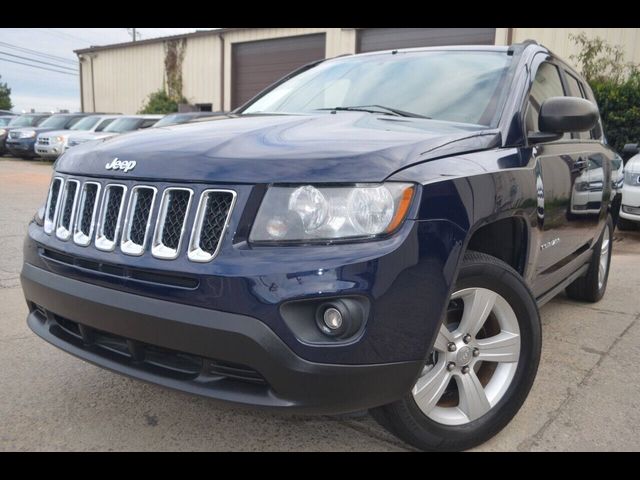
left=0, top=28, right=211, bottom=113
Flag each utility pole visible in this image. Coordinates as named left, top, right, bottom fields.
left=127, top=28, right=139, bottom=42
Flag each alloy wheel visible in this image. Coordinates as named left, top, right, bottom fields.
left=412, top=287, right=521, bottom=426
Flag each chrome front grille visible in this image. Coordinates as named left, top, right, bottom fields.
left=37, top=137, right=50, bottom=145
left=41, top=177, right=235, bottom=262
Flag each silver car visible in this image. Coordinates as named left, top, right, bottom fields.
left=66, top=115, right=163, bottom=150
left=35, top=115, right=121, bottom=159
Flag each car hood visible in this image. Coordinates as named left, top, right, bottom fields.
left=626, top=154, right=640, bottom=173
left=69, top=132, right=119, bottom=141
left=56, top=113, right=501, bottom=183
left=38, top=129, right=75, bottom=138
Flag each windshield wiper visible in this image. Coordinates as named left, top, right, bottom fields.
left=317, top=105, right=430, bottom=119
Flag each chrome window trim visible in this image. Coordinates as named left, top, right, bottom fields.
left=73, top=181, right=102, bottom=247
left=187, top=189, right=237, bottom=263
left=95, top=184, right=128, bottom=252
left=151, top=187, right=194, bottom=260
left=44, top=177, right=64, bottom=235
left=55, top=179, right=81, bottom=241
left=120, top=185, right=158, bottom=256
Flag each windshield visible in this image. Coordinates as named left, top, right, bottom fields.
left=70, top=116, right=101, bottom=131
left=154, top=114, right=194, bottom=127
left=242, top=50, right=513, bottom=126
left=0, top=117, right=11, bottom=126
left=40, top=115, right=79, bottom=129
left=8, top=115, right=45, bottom=127
left=103, top=117, right=142, bottom=133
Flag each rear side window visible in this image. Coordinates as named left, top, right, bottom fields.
left=95, top=118, right=115, bottom=132
left=564, top=72, right=591, bottom=139
left=525, top=62, right=566, bottom=137
left=139, top=119, right=158, bottom=129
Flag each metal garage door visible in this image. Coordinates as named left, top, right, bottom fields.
left=356, top=28, right=497, bottom=53
left=231, top=34, right=326, bottom=109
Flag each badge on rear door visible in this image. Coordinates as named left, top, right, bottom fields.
left=105, top=158, right=136, bottom=173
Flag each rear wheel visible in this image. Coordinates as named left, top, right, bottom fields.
left=565, top=215, right=613, bottom=302
left=370, top=251, right=541, bottom=451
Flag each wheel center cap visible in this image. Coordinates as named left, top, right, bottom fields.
left=456, top=346, right=473, bottom=366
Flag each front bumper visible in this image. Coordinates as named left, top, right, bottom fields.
left=22, top=262, right=423, bottom=414
left=6, top=138, right=36, bottom=156
left=621, top=184, right=640, bottom=222
left=34, top=143, right=64, bottom=159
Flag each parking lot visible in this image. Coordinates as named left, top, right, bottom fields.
left=1, top=156, right=639, bottom=451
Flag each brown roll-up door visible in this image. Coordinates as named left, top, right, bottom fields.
left=231, top=33, right=326, bottom=109
left=356, top=28, right=496, bottom=53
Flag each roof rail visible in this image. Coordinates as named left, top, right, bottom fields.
left=507, top=39, right=540, bottom=56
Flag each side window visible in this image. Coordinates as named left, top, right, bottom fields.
left=564, top=72, right=591, bottom=139
left=525, top=62, right=566, bottom=137
left=95, top=119, right=115, bottom=132
left=139, top=119, right=157, bottom=129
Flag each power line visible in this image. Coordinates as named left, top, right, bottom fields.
left=37, top=28, right=105, bottom=45
left=0, top=57, right=78, bottom=77
left=0, top=51, right=78, bottom=72
left=0, top=40, right=77, bottom=65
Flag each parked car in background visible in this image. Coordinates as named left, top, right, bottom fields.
left=6, top=113, right=88, bottom=159
left=35, top=115, right=121, bottom=160
left=153, top=112, right=226, bottom=127
left=0, top=109, right=16, bottom=116
left=619, top=143, right=640, bottom=229
left=0, top=115, right=16, bottom=155
left=1, top=113, right=51, bottom=156
left=66, top=115, right=162, bottom=150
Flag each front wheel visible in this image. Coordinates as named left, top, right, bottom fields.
left=370, top=251, right=541, bottom=451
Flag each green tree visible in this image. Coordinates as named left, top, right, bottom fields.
left=569, top=33, right=640, bottom=154
left=0, top=75, right=12, bottom=110
left=138, top=89, right=186, bottom=114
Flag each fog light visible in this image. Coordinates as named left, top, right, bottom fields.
left=323, top=307, right=343, bottom=330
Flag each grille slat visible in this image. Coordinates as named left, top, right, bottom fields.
left=73, top=183, right=100, bottom=246
left=188, top=190, right=236, bottom=263
left=152, top=188, right=193, bottom=260
left=44, top=177, right=63, bottom=234
left=95, top=185, right=127, bottom=252
left=55, top=179, right=80, bottom=241
left=161, top=191, right=190, bottom=249
left=121, top=186, right=156, bottom=256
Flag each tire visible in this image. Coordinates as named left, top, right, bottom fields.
left=370, top=251, right=541, bottom=451
left=617, top=217, right=637, bottom=231
left=565, top=215, right=613, bottom=303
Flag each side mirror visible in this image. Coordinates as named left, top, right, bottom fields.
left=529, top=96, right=600, bottom=144
left=623, top=143, right=639, bottom=157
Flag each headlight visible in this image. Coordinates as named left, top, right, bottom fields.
left=0, top=128, right=6, bottom=136
left=575, top=181, right=590, bottom=192
left=624, top=171, right=640, bottom=186
left=22, top=130, right=36, bottom=138
left=33, top=204, right=45, bottom=226
left=250, top=183, right=415, bottom=243
left=53, top=135, right=66, bottom=143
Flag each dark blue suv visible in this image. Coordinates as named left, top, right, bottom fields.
left=20, top=42, right=620, bottom=451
